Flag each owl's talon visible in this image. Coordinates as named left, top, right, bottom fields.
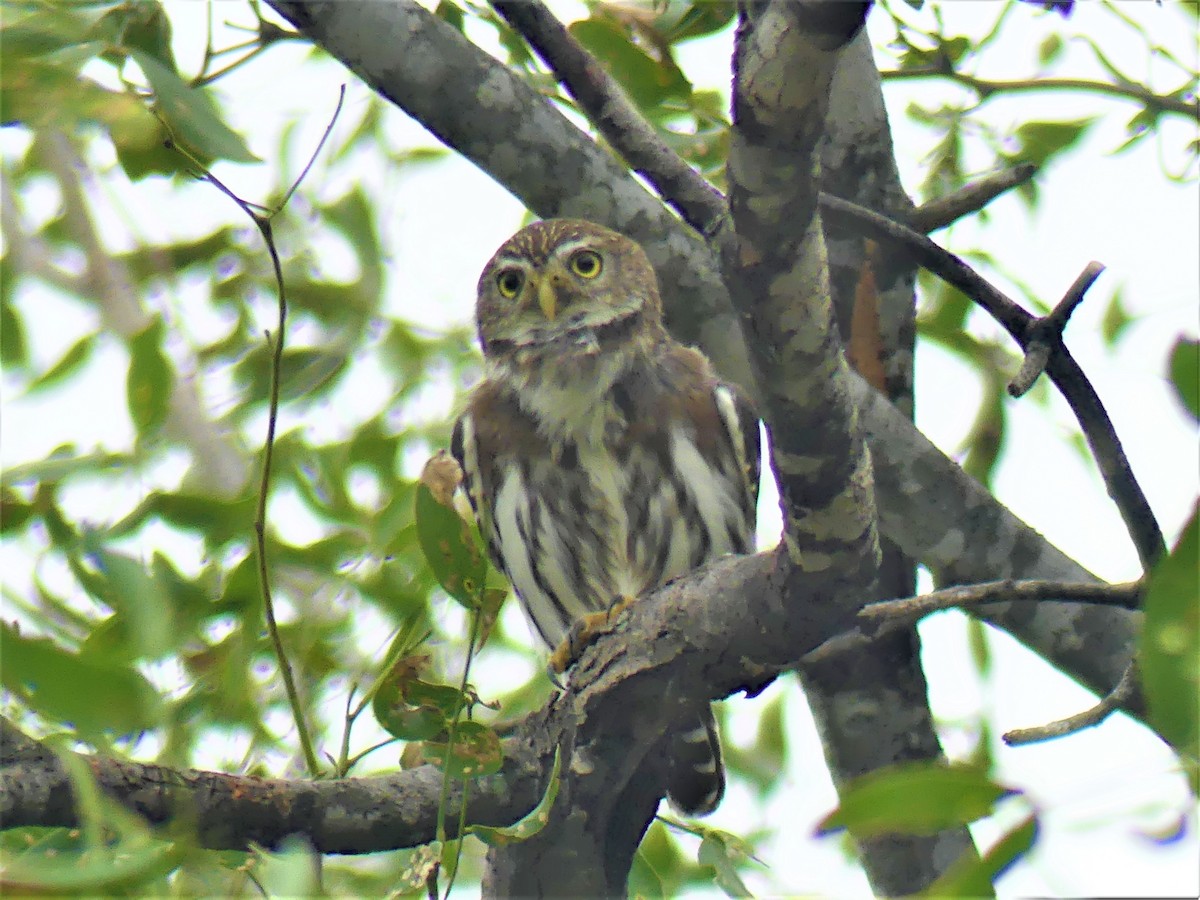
left=549, top=595, right=638, bottom=674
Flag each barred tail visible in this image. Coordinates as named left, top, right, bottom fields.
left=667, top=707, right=724, bottom=816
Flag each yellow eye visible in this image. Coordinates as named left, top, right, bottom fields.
left=569, top=249, right=602, bottom=279
left=496, top=268, right=524, bottom=298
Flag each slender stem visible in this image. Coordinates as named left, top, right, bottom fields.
left=437, top=609, right=483, bottom=900
left=1003, top=661, right=1137, bottom=745
left=158, top=88, right=347, bottom=777
left=909, top=162, right=1038, bottom=233
left=252, top=233, right=322, bottom=776
left=860, top=578, right=1143, bottom=622
left=880, top=66, right=1200, bottom=121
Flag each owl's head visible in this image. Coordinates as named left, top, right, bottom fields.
left=474, top=219, right=665, bottom=362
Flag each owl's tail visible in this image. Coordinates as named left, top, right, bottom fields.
left=667, top=706, right=725, bottom=816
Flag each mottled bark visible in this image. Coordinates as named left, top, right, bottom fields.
left=804, top=28, right=978, bottom=891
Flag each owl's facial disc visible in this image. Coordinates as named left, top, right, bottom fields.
left=488, top=242, right=645, bottom=352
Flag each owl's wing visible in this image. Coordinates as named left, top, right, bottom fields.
left=711, top=382, right=761, bottom=552
left=450, top=389, right=586, bottom=649
left=450, top=410, right=505, bottom=579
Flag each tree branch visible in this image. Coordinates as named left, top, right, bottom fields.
left=490, top=0, right=729, bottom=241
left=860, top=578, right=1143, bottom=623
left=1008, top=260, right=1106, bottom=397
left=909, top=162, right=1039, bottom=233
left=3, top=549, right=854, bottom=886
left=1002, top=660, right=1138, bottom=746
left=820, top=193, right=1166, bottom=571
left=880, top=66, right=1200, bottom=122
left=1, top=715, right=542, bottom=853
left=851, top=375, right=1139, bottom=706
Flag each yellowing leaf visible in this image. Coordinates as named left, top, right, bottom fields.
left=415, top=452, right=486, bottom=608
left=422, top=721, right=503, bottom=779
left=469, top=748, right=561, bottom=845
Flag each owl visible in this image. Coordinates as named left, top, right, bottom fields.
left=451, top=219, right=760, bottom=816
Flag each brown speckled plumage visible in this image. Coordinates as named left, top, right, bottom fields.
left=453, top=220, right=760, bottom=816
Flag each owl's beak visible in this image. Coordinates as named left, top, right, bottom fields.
left=535, top=263, right=569, bottom=321
left=537, top=276, right=558, bottom=321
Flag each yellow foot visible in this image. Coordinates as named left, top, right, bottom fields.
left=548, top=594, right=637, bottom=674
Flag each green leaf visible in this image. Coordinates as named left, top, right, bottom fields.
left=422, top=721, right=503, bottom=779
left=469, top=747, right=561, bottom=845
left=393, top=842, right=442, bottom=895
left=126, top=317, right=172, bottom=436
left=1014, top=118, right=1095, bottom=168
left=628, top=846, right=667, bottom=899
left=27, top=334, right=96, bottom=394
left=940, top=36, right=971, bottom=65
left=1, top=623, right=162, bottom=735
left=78, top=544, right=176, bottom=660
left=0, top=830, right=181, bottom=894
left=405, top=679, right=468, bottom=716
left=920, top=815, right=1038, bottom=897
left=130, top=50, right=259, bottom=163
left=1100, top=287, right=1133, bottom=346
left=816, top=762, right=1016, bottom=838
left=234, top=345, right=349, bottom=406
left=0, top=5, right=111, bottom=65
left=415, top=452, right=486, bottom=607
left=568, top=18, right=690, bottom=111
left=148, top=490, right=257, bottom=548
left=110, top=0, right=176, bottom=70
left=654, top=1, right=737, bottom=43
left=697, top=830, right=758, bottom=898
left=253, top=836, right=323, bottom=898
left=1139, top=503, right=1200, bottom=792
left=2, top=448, right=130, bottom=487
left=1037, top=33, right=1064, bottom=66
left=1, top=294, right=28, bottom=367
left=1, top=488, right=35, bottom=534
left=1168, top=337, right=1199, bottom=421
left=372, top=659, right=456, bottom=742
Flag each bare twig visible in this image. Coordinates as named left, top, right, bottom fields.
left=860, top=578, right=1143, bottom=623
left=1009, top=261, right=1106, bottom=397
left=490, top=0, right=729, bottom=240
left=910, top=163, right=1038, bottom=233
left=819, top=194, right=1166, bottom=571
left=879, top=66, right=1200, bottom=122
left=1002, top=661, right=1138, bottom=746
left=163, top=87, right=346, bottom=778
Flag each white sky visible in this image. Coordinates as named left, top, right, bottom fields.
left=1, top=1, right=1197, bottom=897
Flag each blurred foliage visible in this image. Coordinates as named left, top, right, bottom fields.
left=1139, top=504, right=1200, bottom=794
left=0, top=0, right=1195, bottom=896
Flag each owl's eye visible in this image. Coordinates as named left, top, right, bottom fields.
left=569, top=249, right=603, bottom=279
left=496, top=268, right=524, bottom=298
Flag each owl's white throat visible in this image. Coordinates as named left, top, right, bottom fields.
left=490, top=339, right=641, bottom=444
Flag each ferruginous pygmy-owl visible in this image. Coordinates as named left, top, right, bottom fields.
left=451, top=219, right=760, bottom=816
